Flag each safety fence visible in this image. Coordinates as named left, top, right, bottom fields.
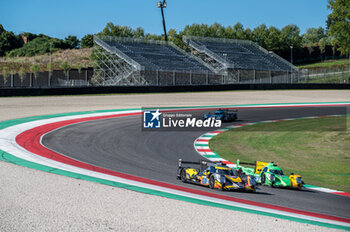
left=1, top=68, right=349, bottom=88
left=0, top=69, right=93, bottom=88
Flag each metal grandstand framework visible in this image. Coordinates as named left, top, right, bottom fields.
left=183, top=36, right=299, bottom=84
left=93, top=35, right=301, bottom=86
left=93, top=36, right=222, bottom=86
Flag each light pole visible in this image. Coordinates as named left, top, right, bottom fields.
left=157, top=0, right=168, bottom=41
left=290, top=46, right=293, bottom=83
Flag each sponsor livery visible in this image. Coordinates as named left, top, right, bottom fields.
left=177, top=159, right=257, bottom=192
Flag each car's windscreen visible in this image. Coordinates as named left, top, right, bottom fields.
left=216, top=169, right=233, bottom=175
left=270, top=169, right=284, bottom=175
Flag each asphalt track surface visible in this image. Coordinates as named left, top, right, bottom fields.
left=43, top=106, right=350, bottom=219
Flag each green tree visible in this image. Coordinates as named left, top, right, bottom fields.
left=252, top=24, right=269, bottom=47
left=0, top=24, right=4, bottom=34
left=99, top=22, right=134, bottom=37
left=327, top=0, right=350, bottom=55
left=0, top=30, right=22, bottom=56
left=265, top=26, right=282, bottom=51
left=81, top=34, right=94, bottom=48
left=21, top=32, right=38, bottom=43
left=183, top=23, right=208, bottom=37
left=330, top=36, right=337, bottom=57
left=302, top=27, right=326, bottom=45
left=207, top=23, right=225, bottom=38
left=224, top=26, right=236, bottom=39
left=168, top=29, right=183, bottom=47
left=280, top=24, right=302, bottom=49
left=134, top=27, right=145, bottom=38
left=233, top=22, right=245, bottom=39
left=64, top=35, right=80, bottom=49
left=319, top=38, right=327, bottom=60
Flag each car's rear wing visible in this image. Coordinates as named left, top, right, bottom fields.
left=178, top=159, right=226, bottom=172
left=236, top=160, right=269, bottom=174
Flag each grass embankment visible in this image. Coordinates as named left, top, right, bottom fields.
left=297, top=58, right=349, bottom=69
left=209, top=116, right=350, bottom=192
left=0, top=48, right=93, bottom=73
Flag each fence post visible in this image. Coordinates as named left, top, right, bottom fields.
left=156, top=70, right=159, bottom=86
left=206, top=71, right=209, bottom=85
left=222, top=74, right=224, bottom=84
left=237, top=70, right=240, bottom=83
left=48, top=71, right=51, bottom=88
left=253, top=70, right=256, bottom=83
left=190, top=71, right=192, bottom=85
left=85, top=70, right=88, bottom=86
left=11, top=72, right=14, bottom=88
left=173, top=71, right=176, bottom=86
left=269, top=70, right=272, bottom=84
left=30, top=72, right=32, bottom=88
left=68, top=70, right=70, bottom=86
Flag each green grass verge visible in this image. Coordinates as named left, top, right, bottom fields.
left=298, top=74, right=350, bottom=83
left=209, top=116, right=350, bottom=192
left=297, top=59, right=349, bottom=69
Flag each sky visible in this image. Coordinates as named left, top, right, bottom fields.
left=1, top=0, right=330, bottom=39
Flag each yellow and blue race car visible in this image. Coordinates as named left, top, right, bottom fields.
left=177, top=159, right=257, bottom=192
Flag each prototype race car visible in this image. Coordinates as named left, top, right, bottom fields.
left=235, top=160, right=304, bottom=190
left=203, top=109, right=238, bottom=122
left=177, top=159, right=257, bottom=192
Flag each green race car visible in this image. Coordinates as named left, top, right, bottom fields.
left=235, top=160, right=304, bottom=189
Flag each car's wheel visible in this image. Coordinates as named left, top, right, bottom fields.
left=261, top=174, right=266, bottom=185
left=180, top=169, right=187, bottom=183
left=209, top=175, right=215, bottom=189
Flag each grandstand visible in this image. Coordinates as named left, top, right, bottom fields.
left=93, top=36, right=222, bottom=86
left=183, top=36, right=298, bottom=83
left=93, top=36, right=299, bottom=86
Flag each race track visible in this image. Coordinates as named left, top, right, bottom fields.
left=42, top=106, right=350, bottom=219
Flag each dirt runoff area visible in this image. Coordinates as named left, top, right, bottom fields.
left=0, top=90, right=349, bottom=232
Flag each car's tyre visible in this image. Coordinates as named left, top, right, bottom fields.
left=180, top=169, right=187, bottom=183
left=209, top=175, right=215, bottom=189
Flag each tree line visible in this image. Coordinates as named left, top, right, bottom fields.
left=0, top=25, right=94, bottom=57
left=0, top=0, right=348, bottom=64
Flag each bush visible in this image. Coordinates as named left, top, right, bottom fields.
left=7, top=37, right=66, bottom=57
left=81, top=34, right=94, bottom=48
left=64, top=35, right=80, bottom=49
left=7, top=34, right=81, bottom=57
left=0, top=30, right=22, bottom=56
